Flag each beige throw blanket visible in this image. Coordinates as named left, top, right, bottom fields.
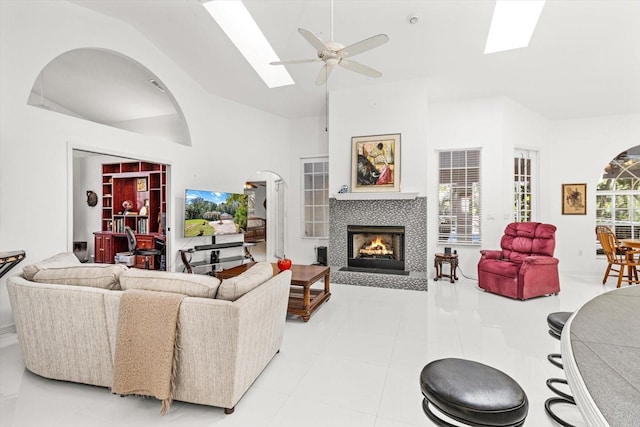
left=112, top=289, right=186, bottom=415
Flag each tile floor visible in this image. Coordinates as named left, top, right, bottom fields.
left=1, top=270, right=615, bottom=426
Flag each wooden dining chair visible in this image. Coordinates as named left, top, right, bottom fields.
left=595, top=225, right=640, bottom=287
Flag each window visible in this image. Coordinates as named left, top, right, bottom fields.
left=302, top=157, right=329, bottom=238
left=596, top=147, right=640, bottom=248
left=438, top=149, right=481, bottom=244
left=245, top=190, right=256, bottom=217
left=513, top=149, right=537, bottom=222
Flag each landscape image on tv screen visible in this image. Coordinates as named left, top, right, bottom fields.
left=184, top=189, right=248, bottom=237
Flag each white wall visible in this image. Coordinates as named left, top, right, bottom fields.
left=287, top=115, right=329, bottom=265
left=73, top=154, right=102, bottom=260
left=545, top=114, right=640, bottom=274
left=73, top=153, right=125, bottom=261
left=0, top=1, right=291, bottom=329
left=427, top=97, right=507, bottom=277
left=329, top=78, right=429, bottom=196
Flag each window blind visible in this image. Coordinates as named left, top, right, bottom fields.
left=438, top=149, right=481, bottom=244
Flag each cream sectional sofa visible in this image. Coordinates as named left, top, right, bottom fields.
left=6, top=253, right=291, bottom=414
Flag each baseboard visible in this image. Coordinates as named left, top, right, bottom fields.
left=0, top=323, right=16, bottom=335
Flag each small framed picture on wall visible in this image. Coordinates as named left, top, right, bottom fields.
left=136, top=178, right=148, bottom=192
left=562, top=183, right=586, bottom=215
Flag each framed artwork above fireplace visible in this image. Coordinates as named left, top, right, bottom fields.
left=351, top=133, right=400, bottom=193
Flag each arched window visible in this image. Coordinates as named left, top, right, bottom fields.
left=596, top=146, right=640, bottom=250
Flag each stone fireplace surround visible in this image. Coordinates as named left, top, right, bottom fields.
left=329, top=196, right=428, bottom=291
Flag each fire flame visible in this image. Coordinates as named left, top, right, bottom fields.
left=359, top=236, right=393, bottom=256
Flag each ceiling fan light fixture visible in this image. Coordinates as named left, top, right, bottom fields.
left=484, top=0, right=545, bottom=54
left=203, top=0, right=294, bottom=88
left=273, top=28, right=388, bottom=85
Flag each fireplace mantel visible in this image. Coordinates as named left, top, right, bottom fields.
left=332, top=192, right=419, bottom=201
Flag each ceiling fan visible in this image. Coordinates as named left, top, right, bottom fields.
left=270, top=28, right=389, bottom=85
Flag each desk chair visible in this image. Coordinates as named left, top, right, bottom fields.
left=125, top=226, right=161, bottom=270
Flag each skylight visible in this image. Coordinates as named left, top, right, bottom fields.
left=484, top=0, right=546, bottom=54
left=203, top=0, right=294, bottom=88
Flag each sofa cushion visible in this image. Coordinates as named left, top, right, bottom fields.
left=120, top=269, right=221, bottom=298
left=31, top=264, right=128, bottom=290
left=216, top=262, right=274, bottom=301
left=22, top=252, right=81, bottom=281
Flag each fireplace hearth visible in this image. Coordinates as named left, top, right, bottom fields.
left=346, top=225, right=406, bottom=273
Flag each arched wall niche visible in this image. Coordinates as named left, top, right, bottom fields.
left=27, top=47, right=191, bottom=146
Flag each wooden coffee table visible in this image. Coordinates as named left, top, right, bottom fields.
left=216, top=262, right=331, bottom=322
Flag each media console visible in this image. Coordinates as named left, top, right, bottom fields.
left=180, top=234, right=249, bottom=274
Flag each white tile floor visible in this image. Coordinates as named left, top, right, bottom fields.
left=0, top=271, right=616, bottom=427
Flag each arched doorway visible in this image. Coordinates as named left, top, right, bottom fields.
left=245, top=171, right=286, bottom=262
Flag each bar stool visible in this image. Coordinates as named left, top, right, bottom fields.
left=545, top=312, right=578, bottom=427
left=420, top=358, right=528, bottom=427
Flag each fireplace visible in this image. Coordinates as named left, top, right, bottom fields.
left=347, top=225, right=405, bottom=272
left=330, top=197, right=426, bottom=289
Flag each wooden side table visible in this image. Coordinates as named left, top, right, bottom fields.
left=434, top=253, right=458, bottom=283
left=286, top=264, right=331, bottom=322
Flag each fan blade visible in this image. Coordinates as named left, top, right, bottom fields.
left=316, top=64, right=334, bottom=85
left=298, top=28, right=330, bottom=53
left=270, top=58, right=321, bottom=65
left=339, top=34, right=389, bottom=57
left=339, top=59, right=382, bottom=78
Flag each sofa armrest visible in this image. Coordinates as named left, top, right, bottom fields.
left=171, top=270, right=291, bottom=410
left=7, top=275, right=115, bottom=387
left=224, top=270, right=291, bottom=403
left=519, top=256, right=560, bottom=299
left=480, top=250, right=502, bottom=260
left=523, top=256, right=559, bottom=265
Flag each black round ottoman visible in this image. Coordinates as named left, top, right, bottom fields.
left=420, top=358, right=528, bottom=427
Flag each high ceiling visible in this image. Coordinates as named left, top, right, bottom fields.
left=65, top=0, right=640, bottom=120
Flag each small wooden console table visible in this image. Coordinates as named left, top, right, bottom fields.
left=434, top=253, right=458, bottom=283
left=216, top=262, right=331, bottom=322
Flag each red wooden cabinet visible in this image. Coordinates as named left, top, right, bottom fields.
left=94, top=233, right=114, bottom=264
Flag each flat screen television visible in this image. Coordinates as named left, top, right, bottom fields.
left=184, top=189, right=248, bottom=238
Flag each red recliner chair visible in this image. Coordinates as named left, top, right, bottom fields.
left=478, top=222, right=560, bottom=300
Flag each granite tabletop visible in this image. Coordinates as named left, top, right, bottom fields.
left=562, top=285, right=640, bottom=427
